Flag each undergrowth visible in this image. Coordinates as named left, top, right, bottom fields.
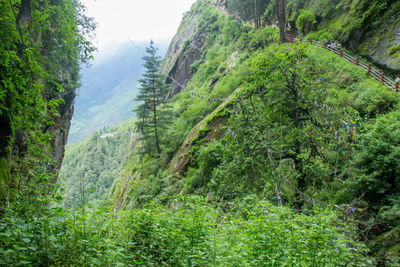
left=0, top=196, right=372, bottom=266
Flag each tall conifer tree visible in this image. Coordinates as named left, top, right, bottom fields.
left=134, top=40, right=170, bottom=155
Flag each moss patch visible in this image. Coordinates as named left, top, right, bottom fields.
left=0, top=157, right=11, bottom=202
left=168, top=89, right=240, bottom=176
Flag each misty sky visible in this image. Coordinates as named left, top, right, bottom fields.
left=82, top=0, right=197, bottom=50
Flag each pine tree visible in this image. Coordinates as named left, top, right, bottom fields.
left=134, top=40, right=170, bottom=155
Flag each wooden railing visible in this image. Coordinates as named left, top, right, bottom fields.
left=291, top=38, right=398, bottom=92
left=211, top=2, right=399, bottom=92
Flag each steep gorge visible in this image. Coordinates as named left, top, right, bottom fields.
left=1, top=0, right=399, bottom=265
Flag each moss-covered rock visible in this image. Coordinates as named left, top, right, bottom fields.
left=372, top=224, right=400, bottom=265
left=168, top=90, right=238, bottom=175
left=111, top=133, right=141, bottom=211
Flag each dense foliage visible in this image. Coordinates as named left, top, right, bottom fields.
left=296, top=9, right=316, bottom=35
left=0, top=0, right=94, bottom=206
left=113, top=1, right=399, bottom=264
left=0, top=196, right=371, bottom=265
left=134, top=41, right=171, bottom=155
left=59, top=120, right=136, bottom=207
left=1, top=0, right=399, bottom=265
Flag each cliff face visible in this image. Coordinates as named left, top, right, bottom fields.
left=0, top=0, right=93, bottom=203
left=161, top=11, right=206, bottom=97
left=0, top=75, right=76, bottom=202
left=355, top=14, right=400, bottom=72
left=307, top=0, right=400, bottom=72
left=340, top=1, right=400, bottom=72
left=47, top=82, right=76, bottom=176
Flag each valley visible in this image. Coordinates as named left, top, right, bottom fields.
left=0, top=0, right=399, bottom=265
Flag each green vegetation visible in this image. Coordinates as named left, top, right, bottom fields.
left=0, top=0, right=94, bottom=204
left=0, top=196, right=371, bottom=266
left=59, top=119, right=136, bottom=207
left=1, top=0, right=399, bottom=265
left=134, top=41, right=171, bottom=155
left=296, top=9, right=316, bottom=35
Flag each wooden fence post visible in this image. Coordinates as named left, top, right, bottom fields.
left=380, top=72, right=384, bottom=83
left=367, top=64, right=371, bottom=74
left=309, top=39, right=312, bottom=44
left=355, top=56, right=359, bottom=66
left=395, top=82, right=399, bottom=92
left=339, top=49, right=343, bottom=57
left=324, top=43, right=327, bottom=49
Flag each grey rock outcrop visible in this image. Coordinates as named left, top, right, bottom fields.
left=161, top=13, right=206, bottom=97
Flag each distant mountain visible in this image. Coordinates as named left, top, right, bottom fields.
left=68, top=41, right=169, bottom=144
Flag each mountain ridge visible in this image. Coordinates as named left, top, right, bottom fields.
left=68, top=41, right=169, bottom=143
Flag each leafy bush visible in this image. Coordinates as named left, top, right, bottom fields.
left=247, top=27, right=279, bottom=50
left=350, top=83, right=399, bottom=118
left=350, top=111, right=400, bottom=209
left=296, top=9, right=317, bottom=35
left=306, top=29, right=334, bottom=42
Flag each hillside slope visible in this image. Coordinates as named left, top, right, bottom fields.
left=112, top=0, right=400, bottom=264
left=60, top=119, right=136, bottom=207
left=1, top=0, right=399, bottom=265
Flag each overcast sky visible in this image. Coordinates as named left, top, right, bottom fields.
left=82, top=0, right=197, bottom=51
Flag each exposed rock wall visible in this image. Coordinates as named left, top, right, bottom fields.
left=0, top=0, right=82, bottom=200
left=355, top=16, right=400, bottom=72
left=161, top=13, right=206, bottom=97
left=47, top=84, right=76, bottom=177
left=324, top=1, right=400, bottom=72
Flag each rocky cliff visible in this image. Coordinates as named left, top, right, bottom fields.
left=47, top=78, right=76, bottom=177
left=161, top=11, right=206, bottom=97
left=0, top=0, right=93, bottom=203
left=306, top=0, right=400, bottom=72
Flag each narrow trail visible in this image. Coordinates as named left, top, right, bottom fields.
left=211, top=1, right=399, bottom=92
left=294, top=39, right=397, bottom=90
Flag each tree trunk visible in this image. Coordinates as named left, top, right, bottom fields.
left=152, top=87, right=161, bottom=154
left=0, top=114, right=11, bottom=159
left=254, top=0, right=258, bottom=29
left=276, top=0, right=286, bottom=43
left=17, top=0, right=31, bottom=25
left=290, top=85, right=305, bottom=210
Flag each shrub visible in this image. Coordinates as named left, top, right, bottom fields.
left=296, top=9, right=317, bottom=35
